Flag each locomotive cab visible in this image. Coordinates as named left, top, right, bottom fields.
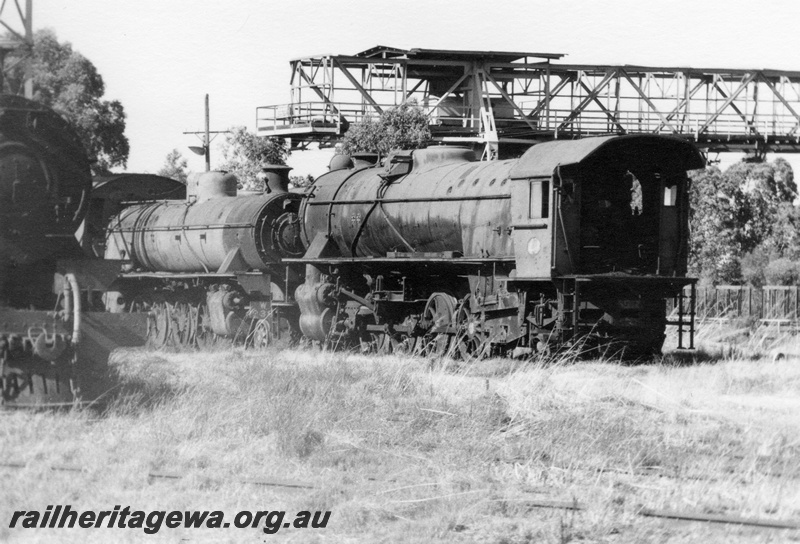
left=509, top=135, right=704, bottom=278
left=510, top=135, right=705, bottom=354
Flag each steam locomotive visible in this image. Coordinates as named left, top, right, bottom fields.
left=0, top=97, right=175, bottom=406
left=0, top=93, right=704, bottom=408
left=293, top=136, right=703, bottom=357
left=103, top=134, right=702, bottom=358
left=102, top=166, right=305, bottom=348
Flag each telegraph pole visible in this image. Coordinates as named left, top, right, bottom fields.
left=204, top=93, right=210, bottom=171
left=184, top=94, right=227, bottom=172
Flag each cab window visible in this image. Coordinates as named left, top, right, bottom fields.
left=529, top=180, right=549, bottom=219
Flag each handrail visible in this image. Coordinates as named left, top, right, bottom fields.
left=256, top=101, right=800, bottom=140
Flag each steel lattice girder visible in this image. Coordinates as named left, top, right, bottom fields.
left=256, top=47, right=800, bottom=154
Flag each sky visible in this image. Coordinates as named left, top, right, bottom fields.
left=32, top=0, right=800, bottom=177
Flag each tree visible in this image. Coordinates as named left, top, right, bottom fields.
left=157, top=149, right=189, bottom=184
left=4, top=29, right=129, bottom=174
left=688, top=166, right=743, bottom=283
left=341, top=100, right=431, bottom=156
left=217, top=126, right=288, bottom=190
left=689, top=158, right=799, bottom=284
left=290, top=174, right=315, bottom=189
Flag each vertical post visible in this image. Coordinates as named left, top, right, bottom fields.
left=738, top=287, right=742, bottom=318
left=544, top=64, right=551, bottom=131
left=703, top=287, right=707, bottom=318
left=572, top=279, right=580, bottom=335
left=677, top=286, right=685, bottom=350
left=204, top=94, right=210, bottom=172
left=285, top=265, right=290, bottom=304
left=0, top=50, right=6, bottom=93
left=23, top=0, right=33, bottom=99
left=690, top=282, right=696, bottom=350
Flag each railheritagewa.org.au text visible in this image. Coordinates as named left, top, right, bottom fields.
left=8, top=505, right=330, bottom=534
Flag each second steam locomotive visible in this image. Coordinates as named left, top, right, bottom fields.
left=104, top=134, right=703, bottom=357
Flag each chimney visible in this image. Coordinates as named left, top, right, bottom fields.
left=261, top=165, right=293, bottom=193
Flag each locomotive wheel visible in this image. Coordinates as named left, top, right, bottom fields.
left=360, top=332, right=390, bottom=355
left=194, top=303, right=218, bottom=349
left=186, top=304, right=199, bottom=347
left=451, top=300, right=482, bottom=360
left=170, top=302, right=191, bottom=347
left=126, top=296, right=147, bottom=313
left=148, top=303, right=170, bottom=348
left=375, top=333, right=392, bottom=354
left=419, top=331, right=450, bottom=356
left=250, top=318, right=272, bottom=349
left=421, top=293, right=457, bottom=357
left=389, top=334, right=419, bottom=355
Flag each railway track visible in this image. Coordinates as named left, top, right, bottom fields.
left=3, top=459, right=798, bottom=532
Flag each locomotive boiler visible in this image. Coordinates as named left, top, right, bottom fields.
left=104, top=167, right=305, bottom=346
left=293, top=135, right=704, bottom=357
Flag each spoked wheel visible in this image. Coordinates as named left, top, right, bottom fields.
left=195, top=303, right=218, bottom=349
left=186, top=304, right=199, bottom=347
left=250, top=318, right=272, bottom=349
left=389, top=334, right=419, bottom=355
left=148, top=303, right=170, bottom=348
left=360, top=332, right=391, bottom=354
left=127, top=296, right=148, bottom=313
left=421, top=293, right=457, bottom=357
left=170, top=302, right=192, bottom=347
left=451, top=299, right=484, bottom=360
left=375, top=333, right=393, bottom=354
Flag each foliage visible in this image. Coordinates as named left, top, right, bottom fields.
left=157, top=149, right=189, bottom=184
left=764, top=258, right=800, bottom=286
left=688, top=166, right=744, bottom=283
left=739, top=246, right=772, bottom=288
left=5, top=29, right=129, bottom=174
left=217, top=126, right=287, bottom=190
left=341, top=100, right=431, bottom=156
left=767, top=202, right=800, bottom=259
left=289, top=174, right=315, bottom=189
left=689, top=158, right=799, bottom=284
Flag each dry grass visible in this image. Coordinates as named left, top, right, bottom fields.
left=2, top=331, right=800, bottom=543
